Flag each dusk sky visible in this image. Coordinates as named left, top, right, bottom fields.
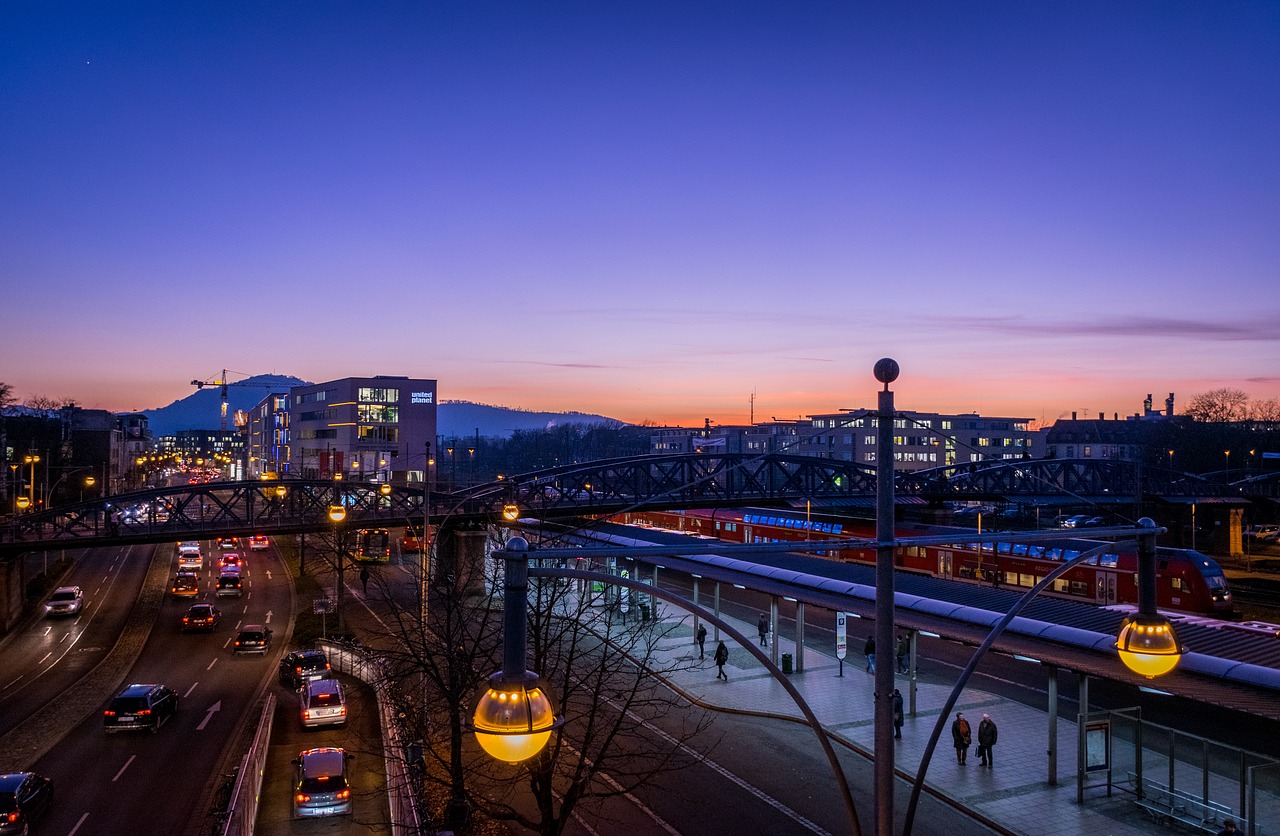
left=3, top=2, right=1277, bottom=428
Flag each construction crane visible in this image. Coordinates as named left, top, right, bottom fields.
left=190, top=369, right=274, bottom=431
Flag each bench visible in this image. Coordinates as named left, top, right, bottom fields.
left=1126, top=772, right=1239, bottom=833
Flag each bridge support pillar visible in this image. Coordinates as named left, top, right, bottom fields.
left=770, top=596, right=779, bottom=667
left=0, top=555, right=25, bottom=634
left=713, top=582, right=721, bottom=642
left=691, top=576, right=701, bottom=647
left=435, top=522, right=489, bottom=600
left=1047, top=664, right=1059, bottom=786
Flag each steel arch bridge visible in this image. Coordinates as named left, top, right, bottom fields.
left=1, top=454, right=1269, bottom=555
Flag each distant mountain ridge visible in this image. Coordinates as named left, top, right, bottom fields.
left=140, top=374, right=625, bottom=437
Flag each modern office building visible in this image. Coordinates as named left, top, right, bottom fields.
left=287, top=375, right=437, bottom=484
left=245, top=392, right=291, bottom=479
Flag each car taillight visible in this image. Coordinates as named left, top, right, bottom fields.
left=6, top=812, right=18, bottom=823
left=304, top=710, right=313, bottom=719
left=138, top=708, right=151, bottom=715
left=339, top=706, right=347, bottom=715
left=103, top=710, right=116, bottom=716
left=336, top=789, right=350, bottom=800
left=296, top=793, right=310, bottom=803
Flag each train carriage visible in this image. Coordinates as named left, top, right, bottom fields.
left=617, top=507, right=1233, bottom=617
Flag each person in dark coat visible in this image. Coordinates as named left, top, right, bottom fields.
left=1216, top=819, right=1237, bottom=836
left=696, top=623, right=707, bottom=659
left=896, top=633, right=910, bottom=673
left=951, top=712, right=972, bottom=764
left=864, top=635, right=876, bottom=672
left=892, top=689, right=904, bottom=739
left=757, top=612, right=769, bottom=647
left=713, top=640, right=729, bottom=681
left=977, top=714, right=998, bottom=767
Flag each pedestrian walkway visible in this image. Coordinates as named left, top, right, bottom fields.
left=640, top=602, right=1208, bottom=836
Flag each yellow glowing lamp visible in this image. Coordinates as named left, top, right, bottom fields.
left=85, top=476, right=96, bottom=487
left=472, top=674, right=561, bottom=763
left=275, top=486, right=287, bottom=499
left=1116, top=614, right=1182, bottom=678
left=328, top=505, right=347, bottom=523
left=502, top=503, right=520, bottom=522
left=136, top=457, right=147, bottom=466
left=16, top=496, right=31, bottom=510
left=379, top=483, right=392, bottom=496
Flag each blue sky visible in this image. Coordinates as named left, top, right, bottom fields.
left=3, top=1, right=1277, bottom=426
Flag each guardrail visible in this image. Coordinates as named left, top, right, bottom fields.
left=215, top=694, right=275, bottom=836
left=318, top=639, right=425, bottom=836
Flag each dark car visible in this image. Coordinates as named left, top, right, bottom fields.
left=233, top=625, right=272, bottom=654
left=217, top=536, right=239, bottom=550
left=0, top=771, right=53, bottom=834
left=103, top=683, right=179, bottom=733
left=279, top=650, right=331, bottom=690
left=292, top=747, right=353, bottom=818
left=182, top=603, right=222, bottom=632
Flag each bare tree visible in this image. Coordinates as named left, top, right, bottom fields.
left=1249, top=397, right=1280, bottom=424
left=0, top=382, right=14, bottom=409
left=470, top=572, right=713, bottom=836
left=1184, top=388, right=1250, bottom=422
left=22, top=394, right=75, bottom=410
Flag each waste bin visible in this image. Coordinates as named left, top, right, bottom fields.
left=781, top=653, right=793, bottom=674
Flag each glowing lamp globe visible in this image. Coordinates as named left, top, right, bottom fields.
left=472, top=673, right=559, bottom=763
left=328, top=505, right=347, bottom=523
left=502, top=503, right=520, bottom=522
left=16, top=496, right=31, bottom=510
left=379, top=483, right=392, bottom=496
left=1116, top=614, right=1182, bottom=678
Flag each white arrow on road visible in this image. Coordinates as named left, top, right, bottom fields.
left=197, top=701, right=221, bottom=731
left=265, top=610, right=273, bottom=624
left=265, top=570, right=272, bottom=580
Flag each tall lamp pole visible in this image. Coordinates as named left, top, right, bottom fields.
left=873, top=358, right=898, bottom=836
left=422, top=441, right=432, bottom=627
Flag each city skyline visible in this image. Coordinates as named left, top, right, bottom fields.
left=3, top=2, right=1277, bottom=427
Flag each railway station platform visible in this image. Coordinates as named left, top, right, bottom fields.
left=640, top=601, right=1262, bottom=836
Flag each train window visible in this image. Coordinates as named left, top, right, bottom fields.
left=1099, top=553, right=1118, bottom=568
left=1171, top=577, right=1190, bottom=593
left=959, top=565, right=976, bottom=579
left=1018, top=573, right=1036, bottom=587
left=1206, top=575, right=1227, bottom=590
left=1011, top=544, right=1027, bottom=556
left=1045, top=548, right=1062, bottom=560
left=1070, top=581, right=1089, bottom=595
left=998, top=543, right=1012, bottom=555
left=1053, top=578, right=1070, bottom=593
left=832, top=524, right=843, bottom=534
left=1063, top=549, right=1080, bottom=562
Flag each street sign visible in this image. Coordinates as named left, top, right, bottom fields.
left=314, top=598, right=332, bottom=614
left=836, top=612, right=847, bottom=660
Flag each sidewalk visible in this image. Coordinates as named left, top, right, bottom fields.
left=641, top=601, right=1182, bottom=836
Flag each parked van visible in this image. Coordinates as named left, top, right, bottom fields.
left=299, top=679, right=347, bottom=728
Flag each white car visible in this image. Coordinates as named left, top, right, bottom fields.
left=46, top=586, right=84, bottom=617
left=248, top=535, right=269, bottom=551
left=177, top=551, right=204, bottom=570
left=177, top=541, right=201, bottom=555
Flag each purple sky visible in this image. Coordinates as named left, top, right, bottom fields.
left=3, top=1, right=1277, bottom=427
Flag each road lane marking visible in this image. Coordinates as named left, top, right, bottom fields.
left=207, top=658, right=218, bottom=671
left=112, top=755, right=136, bottom=782
left=68, top=812, right=90, bottom=835
left=197, top=700, right=222, bottom=730
left=43, top=626, right=51, bottom=636
left=184, top=682, right=199, bottom=698
left=39, top=652, right=52, bottom=664
left=3, top=676, right=23, bottom=689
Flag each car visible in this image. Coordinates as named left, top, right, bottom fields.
left=217, top=536, right=239, bottom=550
left=216, top=571, right=243, bottom=597
left=0, top=771, right=53, bottom=834
left=177, top=540, right=202, bottom=555
left=1060, top=514, right=1091, bottom=528
left=299, top=679, right=347, bottom=728
left=45, top=586, right=84, bottom=617
left=279, top=650, right=332, bottom=690
left=233, top=625, right=272, bottom=654
left=103, top=683, right=179, bottom=733
left=291, top=747, right=353, bottom=818
left=219, top=552, right=242, bottom=569
left=182, top=603, right=222, bottom=632
left=248, top=535, right=270, bottom=551
left=1081, top=516, right=1107, bottom=527
left=170, top=572, right=200, bottom=597
left=177, top=549, right=204, bottom=570
left=1247, top=524, right=1280, bottom=541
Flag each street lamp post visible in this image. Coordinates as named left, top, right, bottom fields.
left=873, top=358, right=898, bottom=836
left=1224, top=450, right=1231, bottom=477
left=23, top=454, right=40, bottom=508
left=472, top=536, right=863, bottom=834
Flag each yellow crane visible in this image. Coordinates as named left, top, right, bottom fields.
left=190, top=369, right=270, bottom=431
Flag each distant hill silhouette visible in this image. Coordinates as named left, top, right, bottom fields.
left=140, top=375, right=625, bottom=438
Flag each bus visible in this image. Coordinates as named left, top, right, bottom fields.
left=355, top=529, right=391, bottom=563
left=401, top=526, right=424, bottom=553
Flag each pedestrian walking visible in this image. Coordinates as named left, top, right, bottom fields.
left=896, top=633, right=910, bottom=674
left=892, top=689, right=904, bottom=739
left=1217, top=819, right=1238, bottom=836
left=864, top=635, right=876, bottom=672
left=713, top=640, right=729, bottom=680
left=359, top=567, right=370, bottom=593
left=951, top=712, right=972, bottom=764
left=977, top=713, right=998, bottom=767
left=757, top=612, right=770, bottom=647
left=696, top=623, right=707, bottom=659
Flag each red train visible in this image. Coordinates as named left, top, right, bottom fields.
left=615, top=507, right=1234, bottom=617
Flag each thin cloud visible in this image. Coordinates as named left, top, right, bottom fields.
left=936, top=315, right=1280, bottom=342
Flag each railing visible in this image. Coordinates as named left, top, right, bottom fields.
left=214, top=694, right=275, bottom=836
